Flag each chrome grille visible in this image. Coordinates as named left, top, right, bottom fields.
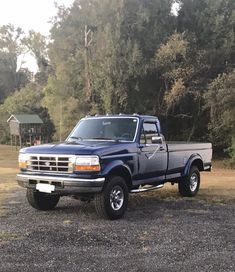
left=28, top=155, right=72, bottom=173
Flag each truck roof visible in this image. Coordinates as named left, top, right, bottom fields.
left=83, top=114, right=159, bottom=121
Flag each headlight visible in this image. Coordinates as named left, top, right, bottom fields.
left=74, top=156, right=101, bottom=171
left=18, top=153, right=29, bottom=169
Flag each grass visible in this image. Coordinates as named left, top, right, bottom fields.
left=138, top=165, right=235, bottom=204
left=0, top=145, right=19, bottom=215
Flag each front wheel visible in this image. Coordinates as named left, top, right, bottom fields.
left=178, top=166, right=200, bottom=197
left=94, top=176, right=129, bottom=220
left=26, top=189, right=60, bottom=210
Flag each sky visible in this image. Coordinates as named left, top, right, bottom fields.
left=0, top=0, right=179, bottom=73
left=0, top=0, right=75, bottom=73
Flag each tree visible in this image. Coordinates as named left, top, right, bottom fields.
left=1, top=0, right=234, bottom=159
left=0, top=83, right=55, bottom=143
left=23, top=31, right=52, bottom=85
left=205, top=70, right=235, bottom=155
left=0, top=24, right=29, bottom=102
left=45, top=0, right=176, bottom=139
left=154, top=32, right=209, bottom=140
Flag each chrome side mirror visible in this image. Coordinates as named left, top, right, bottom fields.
left=151, top=136, right=163, bottom=144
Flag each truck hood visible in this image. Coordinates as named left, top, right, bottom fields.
left=20, top=141, right=137, bottom=157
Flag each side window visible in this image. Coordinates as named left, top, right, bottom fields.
left=142, top=123, right=159, bottom=144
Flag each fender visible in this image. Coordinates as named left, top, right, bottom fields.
left=183, top=153, right=203, bottom=177
left=101, top=159, right=132, bottom=179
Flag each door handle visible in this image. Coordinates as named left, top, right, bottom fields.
left=159, top=146, right=165, bottom=151
left=139, top=144, right=150, bottom=149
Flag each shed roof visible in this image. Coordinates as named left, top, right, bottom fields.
left=7, top=114, right=43, bottom=124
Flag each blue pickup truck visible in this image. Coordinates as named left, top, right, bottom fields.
left=17, top=114, right=212, bottom=219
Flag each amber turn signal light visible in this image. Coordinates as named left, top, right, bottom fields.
left=19, top=162, right=27, bottom=169
left=75, top=165, right=101, bottom=171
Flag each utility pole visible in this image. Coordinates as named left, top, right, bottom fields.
left=59, top=99, right=62, bottom=142
left=84, top=25, right=93, bottom=102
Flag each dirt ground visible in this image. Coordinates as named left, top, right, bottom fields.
left=0, top=144, right=234, bottom=271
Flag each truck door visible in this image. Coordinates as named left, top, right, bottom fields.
left=136, top=122, right=167, bottom=184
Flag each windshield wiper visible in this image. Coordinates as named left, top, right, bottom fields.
left=87, top=137, right=120, bottom=142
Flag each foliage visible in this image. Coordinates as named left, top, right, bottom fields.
left=205, top=70, right=235, bottom=154
left=1, top=83, right=42, bottom=113
left=0, top=0, right=234, bottom=156
left=0, top=83, right=55, bottom=143
left=23, top=31, right=51, bottom=85
left=46, top=0, right=175, bottom=138
left=0, top=24, right=30, bottom=101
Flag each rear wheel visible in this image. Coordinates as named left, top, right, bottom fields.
left=26, top=189, right=60, bottom=210
left=178, top=166, right=200, bottom=197
left=94, top=176, right=128, bottom=220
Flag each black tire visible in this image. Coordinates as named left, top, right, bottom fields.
left=178, top=166, right=200, bottom=197
left=79, top=196, right=92, bottom=203
left=26, top=189, right=60, bottom=210
left=94, top=176, right=129, bottom=220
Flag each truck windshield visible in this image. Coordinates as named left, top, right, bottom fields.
left=67, top=117, right=138, bottom=142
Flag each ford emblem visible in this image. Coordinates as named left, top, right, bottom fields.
left=45, top=161, right=50, bottom=167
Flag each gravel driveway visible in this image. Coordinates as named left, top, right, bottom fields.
left=0, top=186, right=234, bottom=272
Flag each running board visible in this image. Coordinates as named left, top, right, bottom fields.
left=130, top=184, right=164, bottom=193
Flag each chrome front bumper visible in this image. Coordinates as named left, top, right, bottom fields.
left=17, top=173, right=105, bottom=195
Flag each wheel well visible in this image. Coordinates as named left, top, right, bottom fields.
left=191, top=159, right=203, bottom=171
left=108, top=166, right=132, bottom=190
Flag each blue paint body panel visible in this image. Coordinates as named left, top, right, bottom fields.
left=19, top=115, right=212, bottom=188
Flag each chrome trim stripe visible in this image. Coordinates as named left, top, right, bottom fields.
left=20, top=171, right=74, bottom=176
left=102, top=153, right=138, bottom=159
left=130, top=184, right=163, bottom=193
left=26, top=154, right=76, bottom=158
left=17, top=174, right=105, bottom=183
left=26, top=154, right=98, bottom=159
left=168, top=148, right=211, bottom=152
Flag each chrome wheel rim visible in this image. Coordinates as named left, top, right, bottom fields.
left=190, top=173, right=198, bottom=192
left=110, top=185, right=124, bottom=211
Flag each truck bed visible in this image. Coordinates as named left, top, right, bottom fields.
left=167, top=142, right=212, bottom=152
left=165, top=142, right=212, bottom=180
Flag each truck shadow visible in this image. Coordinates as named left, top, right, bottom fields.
left=54, top=191, right=212, bottom=222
